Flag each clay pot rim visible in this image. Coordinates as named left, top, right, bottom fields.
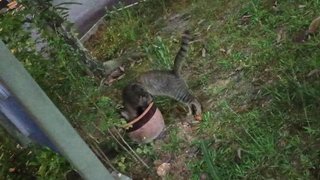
left=123, top=102, right=155, bottom=128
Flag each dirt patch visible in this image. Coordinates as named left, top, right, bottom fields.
left=160, top=12, right=191, bottom=35
left=151, top=121, right=200, bottom=178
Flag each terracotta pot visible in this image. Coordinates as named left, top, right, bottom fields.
left=125, top=102, right=165, bottom=143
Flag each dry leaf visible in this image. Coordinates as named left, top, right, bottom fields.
left=307, top=69, right=320, bottom=77
left=157, top=163, right=171, bottom=177
left=219, top=48, right=226, bottom=53
left=119, top=66, right=125, bottom=72
left=201, top=48, right=206, bottom=57
left=307, top=16, right=320, bottom=34
left=200, top=173, right=208, bottom=180
left=272, top=1, right=279, bottom=12
left=111, top=68, right=124, bottom=78
left=198, top=19, right=205, bottom=25
left=105, top=67, right=125, bottom=85
left=207, top=24, right=213, bottom=31
left=227, top=48, right=232, bottom=55
left=240, top=14, right=252, bottom=25
left=276, top=27, right=286, bottom=43
left=237, top=148, right=243, bottom=159
left=9, top=168, right=16, bottom=173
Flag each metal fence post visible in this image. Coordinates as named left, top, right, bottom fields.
left=0, top=40, right=115, bottom=180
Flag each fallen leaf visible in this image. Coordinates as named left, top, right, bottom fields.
left=105, top=67, right=125, bottom=85
left=227, top=48, right=232, bottom=55
left=157, top=163, right=171, bottom=177
left=240, top=14, right=252, bottom=25
left=237, top=148, right=243, bottom=160
left=201, top=173, right=208, bottom=180
left=219, top=48, right=226, bottom=53
left=201, top=48, right=206, bottom=57
left=276, top=27, right=286, bottom=43
left=206, top=24, right=213, bottom=31
left=198, top=19, right=205, bottom=25
left=272, top=1, right=279, bottom=12
left=307, top=16, right=320, bottom=34
left=9, top=168, right=16, bottom=173
left=307, top=69, right=320, bottom=77
left=119, top=66, right=125, bottom=72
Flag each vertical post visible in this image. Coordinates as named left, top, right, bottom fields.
left=0, top=41, right=114, bottom=179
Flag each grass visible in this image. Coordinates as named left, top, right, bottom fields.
left=199, top=140, right=220, bottom=180
left=84, top=0, right=320, bottom=178
left=144, top=36, right=174, bottom=70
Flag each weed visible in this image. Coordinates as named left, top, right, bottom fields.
left=161, top=127, right=182, bottom=153
left=144, top=36, right=173, bottom=70
left=199, top=140, right=221, bottom=180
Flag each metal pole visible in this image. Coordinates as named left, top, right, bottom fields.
left=0, top=40, right=114, bottom=180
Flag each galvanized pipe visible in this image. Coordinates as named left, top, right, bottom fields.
left=0, top=40, right=115, bottom=180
